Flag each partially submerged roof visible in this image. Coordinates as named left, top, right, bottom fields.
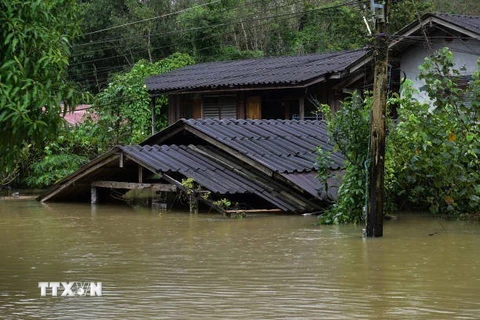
left=39, top=119, right=342, bottom=213
left=145, top=49, right=367, bottom=94
left=142, top=118, right=344, bottom=173
left=119, top=144, right=321, bottom=212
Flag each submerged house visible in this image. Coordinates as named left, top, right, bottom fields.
left=39, top=13, right=479, bottom=214
left=38, top=119, right=344, bottom=214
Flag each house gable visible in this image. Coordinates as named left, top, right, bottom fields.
left=350, top=13, right=480, bottom=102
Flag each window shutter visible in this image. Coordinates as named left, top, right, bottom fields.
left=203, top=95, right=237, bottom=119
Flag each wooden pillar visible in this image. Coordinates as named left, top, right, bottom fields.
left=138, top=166, right=143, bottom=183
left=299, top=97, right=305, bottom=120
left=168, top=95, right=176, bottom=125
left=151, top=97, right=157, bottom=135
left=237, top=92, right=245, bottom=119
left=91, top=186, right=98, bottom=204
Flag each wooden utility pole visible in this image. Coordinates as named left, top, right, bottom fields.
left=366, top=0, right=390, bottom=237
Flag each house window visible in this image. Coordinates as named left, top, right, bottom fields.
left=203, top=95, right=237, bottom=119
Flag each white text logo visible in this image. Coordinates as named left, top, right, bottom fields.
left=38, top=282, right=102, bottom=297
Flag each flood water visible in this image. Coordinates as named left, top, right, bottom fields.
left=1, top=199, right=479, bottom=319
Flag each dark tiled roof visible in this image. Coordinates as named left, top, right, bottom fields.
left=393, top=13, right=480, bottom=41
left=119, top=144, right=317, bottom=212
left=145, top=49, right=367, bottom=93
left=143, top=118, right=345, bottom=173
left=434, top=13, right=480, bottom=34
left=120, top=144, right=253, bottom=194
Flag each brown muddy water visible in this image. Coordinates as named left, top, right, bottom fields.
left=0, top=199, right=479, bottom=319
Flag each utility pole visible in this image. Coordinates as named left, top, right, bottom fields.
left=366, top=0, right=390, bottom=237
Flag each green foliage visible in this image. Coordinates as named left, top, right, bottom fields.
left=25, top=153, right=88, bottom=188
left=176, top=4, right=226, bottom=60
left=22, top=119, right=102, bottom=189
left=432, top=0, right=480, bottom=15
left=389, top=0, right=433, bottom=33
left=70, top=0, right=480, bottom=93
left=213, top=198, right=232, bottom=209
left=181, top=177, right=197, bottom=194
left=293, top=5, right=367, bottom=54
left=0, top=0, right=87, bottom=170
left=315, top=147, right=331, bottom=197
left=318, top=49, right=480, bottom=223
left=94, top=53, right=194, bottom=147
left=316, top=93, right=372, bottom=224
left=388, top=49, right=480, bottom=217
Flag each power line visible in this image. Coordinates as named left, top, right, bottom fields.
left=82, top=0, right=222, bottom=36
left=72, top=0, right=343, bottom=50
left=71, top=0, right=360, bottom=67
left=69, top=0, right=368, bottom=89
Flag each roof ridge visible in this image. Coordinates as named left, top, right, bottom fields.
left=435, top=13, right=480, bottom=19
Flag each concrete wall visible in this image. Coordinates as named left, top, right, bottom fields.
left=400, top=30, right=480, bottom=102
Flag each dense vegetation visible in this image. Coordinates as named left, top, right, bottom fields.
left=318, top=49, right=480, bottom=223
left=0, top=0, right=86, bottom=178
left=2, top=0, right=479, bottom=219
left=69, top=0, right=479, bottom=94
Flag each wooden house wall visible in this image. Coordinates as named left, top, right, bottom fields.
left=165, top=84, right=347, bottom=123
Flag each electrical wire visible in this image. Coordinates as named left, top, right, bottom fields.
left=82, top=0, right=222, bottom=36
left=70, top=0, right=360, bottom=68
left=68, top=0, right=363, bottom=86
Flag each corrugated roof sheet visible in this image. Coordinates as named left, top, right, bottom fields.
left=143, top=119, right=344, bottom=173
left=145, top=49, right=367, bottom=93
left=118, top=144, right=314, bottom=211
left=39, top=119, right=337, bottom=212
left=434, top=13, right=480, bottom=34
left=120, top=144, right=251, bottom=194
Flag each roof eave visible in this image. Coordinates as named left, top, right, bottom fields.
left=391, top=14, right=480, bottom=49
left=147, top=78, right=331, bottom=96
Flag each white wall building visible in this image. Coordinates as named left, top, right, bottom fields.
left=391, top=14, right=480, bottom=102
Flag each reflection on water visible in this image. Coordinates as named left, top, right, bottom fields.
left=1, top=199, right=479, bottom=319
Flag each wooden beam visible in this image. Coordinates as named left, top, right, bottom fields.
left=91, top=181, right=177, bottom=191
left=119, top=152, right=124, bottom=168
left=39, top=154, right=120, bottom=202
left=299, top=97, right=305, bottom=120
left=138, top=166, right=143, bottom=183
left=91, top=186, right=98, bottom=204
left=225, top=209, right=283, bottom=214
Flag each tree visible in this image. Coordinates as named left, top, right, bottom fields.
left=0, top=0, right=85, bottom=171
left=317, top=49, right=480, bottom=223
left=387, top=49, right=480, bottom=218
left=94, top=52, right=194, bottom=147
left=315, top=93, right=373, bottom=224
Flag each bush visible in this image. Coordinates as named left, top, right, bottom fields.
left=387, top=49, right=480, bottom=217
left=316, top=93, right=372, bottom=224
